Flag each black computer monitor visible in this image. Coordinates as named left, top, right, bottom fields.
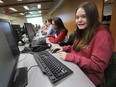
left=0, top=21, right=20, bottom=57
left=0, top=19, right=20, bottom=87
left=24, top=23, right=36, bottom=42
left=102, top=15, right=106, bottom=21
left=21, top=25, right=27, bottom=35
left=106, top=15, right=111, bottom=21
left=11, top=24, right=23, bottom=45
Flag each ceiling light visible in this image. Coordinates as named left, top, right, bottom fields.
left=29, top=12, right=33, bottom=14
left=20, top=13, right=24, bottom=15
left=105, top=0, right=109, bottom=2
left=17, top=0, right=23, bottom=1
left=37, top=4, right=41, bottom=9
left=23, top=6, right=29, bottom=10
left=0, top=0, right=3, bottom=3
left=39, top=11, right=41, bottom=13
left=32, top=14, right=41, bottom=17
left=9, top=7, right=17, bottom=12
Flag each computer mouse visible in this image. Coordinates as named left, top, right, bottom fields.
left=51, top=49, right=60, bottom=53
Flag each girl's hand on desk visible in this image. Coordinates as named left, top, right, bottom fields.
left=59, top=51, right=67, bottom=60
left=51, top=46, right=63, bottom=53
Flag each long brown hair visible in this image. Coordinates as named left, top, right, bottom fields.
left=74, top=2, right=100, bottom=51
left=54, top=17, right=68, bottom=35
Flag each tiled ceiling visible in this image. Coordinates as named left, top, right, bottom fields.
left=0, top=0, right=55, bottom=18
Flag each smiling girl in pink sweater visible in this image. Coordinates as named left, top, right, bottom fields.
left=52, top=2, right=114, bottom=86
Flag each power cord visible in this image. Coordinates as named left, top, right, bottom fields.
left=28, top=65, right=39, bottom=72
left=18, top=54, right=27, bottom=62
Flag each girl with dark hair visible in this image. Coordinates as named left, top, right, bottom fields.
left=48, top=17, right=68, bottom=43
left=51, top=2, right=114, bottom=86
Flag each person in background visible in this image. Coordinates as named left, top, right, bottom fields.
left=47, top=18, right=56, bottom=35
left=48, top=17, right=68, bottom=44
left=41, top=20, right=48, bottom=32
left=51, top=2, right=114, bottom=86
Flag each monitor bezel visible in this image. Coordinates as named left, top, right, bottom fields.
left=24, top=23, right=36, bottom=42
left=11, top=24, right=23, bottom=45
left=0, top=19, right=20, bottom=87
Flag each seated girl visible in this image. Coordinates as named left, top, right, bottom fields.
left=48, top=17, right=68, bottom=44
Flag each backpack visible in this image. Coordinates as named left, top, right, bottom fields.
left=30, top=37, right=51, bottom=52
left=30, top=43, right=51, bottom=52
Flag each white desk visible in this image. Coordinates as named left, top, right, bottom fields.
left=18, top=32, right=96, bottom=87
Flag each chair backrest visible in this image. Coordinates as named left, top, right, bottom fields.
left=67, top=33, right=75, bottom=45
left=103, top=52, right=116, bottom=87
left=58, top=33, right=75, bottom=46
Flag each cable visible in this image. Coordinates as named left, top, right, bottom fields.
left=28, top=65, right=39, bottom=72
left=18, top=54, right=27, bottom=62
left=18, top=51, right=34, bottom=62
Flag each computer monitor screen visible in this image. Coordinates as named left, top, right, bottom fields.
left=11, top=24, right=23, bottom=45
left=106, top=15, right=111, bottom=21
left=0, top=19, right=20, bottom=87
left=102, top=16, right=106, bottom=21
left=21, top=25, right=27, bottom=35
left=0, top=20, right=20, bottom=57
left=24, top=23, right=35, bottom=42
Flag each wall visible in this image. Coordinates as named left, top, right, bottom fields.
left=110, top=1, right=116, bottom=52
left=11, top=18, right=27, bottom=27
left=0, top=13, right=27, bottom=27
left=44, top=0, right=104, bottom=35
left=0, top=13, right=16, bottom=21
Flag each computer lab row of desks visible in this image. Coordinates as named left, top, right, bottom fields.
left=17, top=30, right=96, bottom=87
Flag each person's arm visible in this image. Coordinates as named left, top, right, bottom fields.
left=62, top=45, right=73, bottom=52
left=47, top=25, right=53, bottom=34
left=47, top=34, right=55, bottom=38
left=65, top=30, right=114, bottom=73
left=48, top=31, right=66, bottom=43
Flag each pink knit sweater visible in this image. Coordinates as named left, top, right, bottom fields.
left=62, top=26, right=114, bottom=86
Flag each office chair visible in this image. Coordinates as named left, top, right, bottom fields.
left=59, top=33, right=75, bottom=46
left=66, top=33, right=75, bottom=45
left=98, top=52, right=116, bottom=87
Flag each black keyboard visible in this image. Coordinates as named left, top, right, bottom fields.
left=33, top=51, right=73, bottom=83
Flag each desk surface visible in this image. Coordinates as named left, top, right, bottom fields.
left=18, top=31, right=95, bottom=87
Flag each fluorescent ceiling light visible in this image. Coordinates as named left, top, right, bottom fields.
left=32, top=14, right=41, bottom=16
left=23, top=6, right=29, bottom=10
left=39, top=11, right=41, bottom=13
left=17, top=0, right=23, bottom=1
left=20, top=13, right=24, bottom=15
left=9, top=7, right=17, bottom=12
left=0, top=0, right=3, bottom=3
left=105, top=0, right=109, bottom=2
left=37, top=4, right=41, bottom=9
left=29, top=12, right=33, bottom=14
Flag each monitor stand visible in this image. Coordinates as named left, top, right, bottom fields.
left=12, top=67, right=28, bottom=87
